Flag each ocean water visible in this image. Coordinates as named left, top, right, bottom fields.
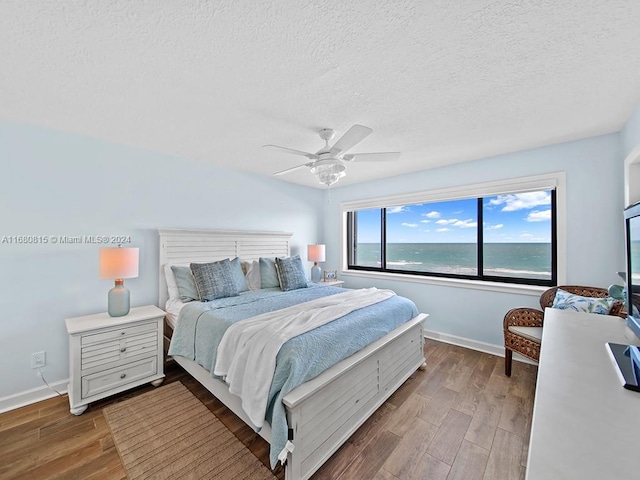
left=354, top=243, right=552, bottom=280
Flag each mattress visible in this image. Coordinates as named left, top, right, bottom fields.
left=164, top=298, right=185, bottom=329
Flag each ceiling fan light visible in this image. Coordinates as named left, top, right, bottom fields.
left=317, top=170, right=346, bottom=187
left=310, top=160, right=346, bottom=187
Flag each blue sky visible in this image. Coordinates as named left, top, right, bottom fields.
left=356, top=190, right=552, bottom=243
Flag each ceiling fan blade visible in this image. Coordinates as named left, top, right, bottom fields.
left=273, top=162, right=314, bottom=176
left=263, top=144, right=319, bottom=159
left=329, top=124, right=372, bottom=155
left=343, top=152, right=401, bottom=162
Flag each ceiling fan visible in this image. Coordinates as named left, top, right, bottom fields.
left=263, top=124, right=400, bottom=187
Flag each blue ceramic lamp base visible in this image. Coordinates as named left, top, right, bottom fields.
left=311, top=263, right=322, bottom=283
left=108, top=279, right=130, bottom=317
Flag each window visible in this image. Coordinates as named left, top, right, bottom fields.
left=345, top=175, right=561, bottom=287
left=349, top=208, right=382, bottom=268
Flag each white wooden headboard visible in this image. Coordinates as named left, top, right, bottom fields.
left=158, top=228, right=292, bottom=308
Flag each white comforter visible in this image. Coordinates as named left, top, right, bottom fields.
left=213, top=287, right=395, bottom=428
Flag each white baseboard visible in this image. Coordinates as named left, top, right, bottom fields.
left=0, top=330, right=535, bottom=414
left=424, top=329, right=537, bottom=366
left=0, top=379, right=69, bottom=414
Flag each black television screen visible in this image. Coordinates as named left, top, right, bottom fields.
left=624, top=202, right=640, bottom=339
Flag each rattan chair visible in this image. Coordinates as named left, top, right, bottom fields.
left=503, top=285, right=625, bottom=376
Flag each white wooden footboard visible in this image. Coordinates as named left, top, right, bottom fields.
left=282, top=313, right=427, bottom=480
left=171, top=313, right=426, bottom=480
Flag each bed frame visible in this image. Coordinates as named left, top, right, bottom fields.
left=158, top=228, right=428, bottom=480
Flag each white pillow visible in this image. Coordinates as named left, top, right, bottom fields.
left=241, top=260, right=252, bottom=275
left=164, top=263, right=180, bottom=300
left=246, top=260, right=261, bottom=290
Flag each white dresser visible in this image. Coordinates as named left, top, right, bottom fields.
left=65, top=305, right=165, bottom=415
left=526, top=308, right=640, bottom=479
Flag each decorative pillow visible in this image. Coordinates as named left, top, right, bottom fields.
left=275, top=255, right=308, bottom=292
left=240, top=260, right=252, bottom=276
left=259, top=257, right=280, bottom=288
left=190, top=259, right=239, bottom=301
left=246, top=260, right=261, bottom=290
left=229, top=257, right=249, bottom=293
left=164, top=264, right=181, bottom=300
left=171, top=265, right=200, bottom=302
left=551, top=288, right=617, bottom=315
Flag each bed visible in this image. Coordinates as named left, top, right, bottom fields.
left=158, top=228, right=428, bottom=480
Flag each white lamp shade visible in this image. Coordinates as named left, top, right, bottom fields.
left=99, top=247, right=139, bottom=279
left=307, top=244, right=326, bottom=263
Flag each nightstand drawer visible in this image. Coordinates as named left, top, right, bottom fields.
left=81, top=356, right=158, bottom=399
left=81, top=331, right=158, bottom=371
left=81, top=321, right=157, bottom=346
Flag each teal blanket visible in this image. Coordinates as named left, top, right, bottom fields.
left=168, top=284, right=418, bottom=468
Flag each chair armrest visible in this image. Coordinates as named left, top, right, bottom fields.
left=503, top=307, right=544, bottom=330
left=610, top=302, right=626, bottom=319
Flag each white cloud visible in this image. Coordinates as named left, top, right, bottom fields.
left=401, top=222, right=418, bottom=227
left=435, top=218, right=476, bottom=228
left=521, top=233, right=533, bottom=238
left=420, top=219, right=431, bottom=224
left=452, top=219, right=477, bottom=228
left=526, top=210, right=551, bottom=222
left=489, top=191, right=551, bottom=211
left=423, top=211, right=441, bottom=219
left=423, top=229, right=430, bottom=232
left=487, top=224, right=504, bottom=230
left=387, top=206, right=407, bottom=214
left=436, top=228, right=451, bottom=233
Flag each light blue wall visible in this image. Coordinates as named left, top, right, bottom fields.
left=622, top=103, right=640, bottom=157
left=321, top=133, right=625, bottom=347
left=0, top=122, right=323, bottom=399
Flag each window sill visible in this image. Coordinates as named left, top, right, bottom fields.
left=339, top=269, right=548, bottom=297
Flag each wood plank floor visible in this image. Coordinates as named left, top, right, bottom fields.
left=0, top=339, right=537, bottom=480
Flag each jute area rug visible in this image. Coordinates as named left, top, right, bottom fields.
left=103, top=381, right=277, bottom=480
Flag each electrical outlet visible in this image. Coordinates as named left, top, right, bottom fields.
left=31, top=351, right=46, bottom=369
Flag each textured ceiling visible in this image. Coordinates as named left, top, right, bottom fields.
left=2, top=1, right=640, bottom=188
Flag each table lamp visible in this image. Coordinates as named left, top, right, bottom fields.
left=307, top=244, right=325, bottom=282
left=99, top=247, right=139, bottom=317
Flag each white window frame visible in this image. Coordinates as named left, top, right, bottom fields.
left=340, top=172, right=566, bottom=296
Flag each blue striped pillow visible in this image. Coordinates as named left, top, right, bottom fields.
left=190, top=259, right=239, bottom=301
left=275, top=255, right=308, bottom=292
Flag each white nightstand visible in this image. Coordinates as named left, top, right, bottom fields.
left=65, top=305, right=165, bottom=415
left=317, top=280, right=345, bottom=287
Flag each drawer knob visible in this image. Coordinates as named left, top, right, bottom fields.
left=120, top=373, right=126, bottom=379
left=120, top=348, right=126, bottom=352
